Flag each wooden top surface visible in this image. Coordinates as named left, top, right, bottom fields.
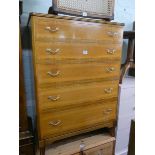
left=29, top=12, right=125, bottom=26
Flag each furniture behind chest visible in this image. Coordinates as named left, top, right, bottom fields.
left=44, top=131, right=115, bottom=155
left=30, top=13, right=124, bottom=155
left=19, top=28, right=34, bottom=155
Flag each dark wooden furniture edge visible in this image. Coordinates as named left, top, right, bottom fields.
left=128, top=120, right=135, bottom=155
left=27, top=12, right=125, bottom=27
left=123, top=31, right=135, bottom=39
left=120, top=31, right=135, bottom=83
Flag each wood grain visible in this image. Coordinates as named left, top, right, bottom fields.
left=37, top=81, right=119, bottom=111
left=36, top=62, right=120, bottom=86
left=84, top=142, right=113, bottom=155
left=30, top=14, right=124, bottom=155
left=33, top=17, right=123, bottom=43
left=39, top=102, right=117, bottom=139
left=29, top=12, right=124, bottom=26
left=44, top=133, right=115, bottom=155
left=34, top=42, right=122, bottom=61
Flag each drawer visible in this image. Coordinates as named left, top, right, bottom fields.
left=84, top=142, right=113, bottom=155
left=33, top=17, right=123, bottom=42
left=36, top=63, right=120, bottom=86
left=38, top=81, right=119, bottom=111
left=35, top=42, right=122, bottom=61
left=45, top=133, right=114, bottom=155
left=39, top=102, right=117, bottom=139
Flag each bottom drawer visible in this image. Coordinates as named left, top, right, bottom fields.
left=84, top=142, right=113, bottom=155
left=45, top=132, right=115, bottom=155
left=39, top=101, right=117, bottom=139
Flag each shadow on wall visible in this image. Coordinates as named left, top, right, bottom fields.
left=122, top=40, right=128, bottom=64
left=21, top=25, right=36, bottom=128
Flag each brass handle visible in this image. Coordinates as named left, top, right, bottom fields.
left=45, top=26, right=59, bottom=32
left=47, top=71, right=60, bottom=77
left=107, top=48, right=116, bottom=54
left=46, top=48, right=60, bottom=55
left=48, top=96, right=60, bottom=101
left=103, top=108, right=113, bottom=115
left=107, top=31, right=119, bottom=37
left=106, top=67, right=115, bottom=72
left=104, top=88, right=113, bottom=94
left=80, top=143, right=86, bottom=151
left=49, top=120, right=62, bottom=126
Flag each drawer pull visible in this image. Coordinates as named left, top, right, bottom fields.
left=104, top=88, right=113, bottom=94
left=107, top=31, right=119, bottom=37
left=103, top=108, right=113, bottom=115
left=49, top=120, right=62, bottom=126
left=46, top=48, right=60, bottom=55
left=107, top=48, right=116, bottom=54
left=48, top=96, right=60, bottom=101
left=80, top=142, right=86, bottom=151
left=47, top=71, right=60, bottom=77
left=45, top=26, right=59, bottom=32
left=106, top=67, right=115, bottom=72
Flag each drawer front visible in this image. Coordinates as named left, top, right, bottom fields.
left=34, top=17, right=123, bottom=42
left=84, top=142, right=113, bottom=155
left=38, top=81, right=119, bottom=111
left=35, top=42, right=122, bottom=61
left=39, top=102, right=116, bottom=139
left=36, top=63, right=120, bottom=86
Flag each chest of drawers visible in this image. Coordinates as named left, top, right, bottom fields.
left=30, top=13, right=124, bottom=155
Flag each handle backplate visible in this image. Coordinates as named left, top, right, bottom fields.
left=104, top=88, right=113, bottom=94
left=46, top=48, right=60, bottom=55
left=107, top=48, right=116, bottom=54
left=45, top=26, right=59, bottom=32
left=49, top=120, right=62, bottom=126
left=106, top=67, right=115, bottom=72
left=107, top=31, right=119, bottom=37
left=48, top=95, right=60, bottom=101
left=47, top=70, right=60, bottom=77
left=103, top=108, right=113, bottom=115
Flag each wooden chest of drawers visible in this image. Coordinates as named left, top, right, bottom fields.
left=30, top=13, right=124, bottom=155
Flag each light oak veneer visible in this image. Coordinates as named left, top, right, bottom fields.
left=30, top=13, right=124, bottom=155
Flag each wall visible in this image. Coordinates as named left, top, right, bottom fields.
left=114, top=0, right=135, bottom=30
left=22, top=0, right=135, bottom=30
left=114, top=0, right=135, bottom=63
left=115, top=77, right=135, bottom=155
left=21, top=1, right=52, bottom=126
left=20, top=0, right=135, bottom=126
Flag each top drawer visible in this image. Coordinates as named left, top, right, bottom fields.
left=32, top=17, right=123, bottom=43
